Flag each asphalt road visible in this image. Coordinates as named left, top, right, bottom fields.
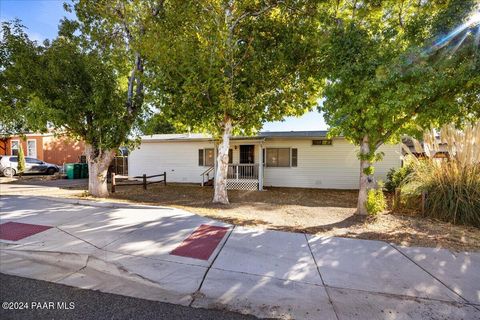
left=0, top=273, right=258, bottom=320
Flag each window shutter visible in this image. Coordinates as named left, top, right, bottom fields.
left=291, top=148, right=298, bottom=167
left=228, top=149, right=233, bottom=164
left=198, top=149, right=204, bottom=166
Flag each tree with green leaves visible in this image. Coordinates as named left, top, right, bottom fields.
left=141, top=113, right=177, bottom=135
left=1, top=0, right=172, bottom=197
left=144, top=0, right=322, bottom=204
left=0, top=20, right=46, bottom=137
left=1, top=20, right=126, bottom=195
left=318, top=0, right=479, bottom=214
left=1, top=18, right=143, bottom=196
left=70, top=0, right=184, bottom=196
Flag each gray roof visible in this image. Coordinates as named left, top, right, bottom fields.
left=141, top=130, right=332, bottom=142
left=258, top=131, right=329, bottom=138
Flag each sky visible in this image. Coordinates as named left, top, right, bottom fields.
left=0, top=0, right=328, bottom=132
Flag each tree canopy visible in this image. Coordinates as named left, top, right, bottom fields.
left=319, top=0, right=479, bottom=148
left=143, top=1, right=323, bottom=136
left=0, top=20, right=46, bottom=136
left=1, top=20, right=131, bottom=149
left=317, top=0, right=479, bottom=214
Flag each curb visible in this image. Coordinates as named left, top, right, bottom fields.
left=2, top=248, right=196, bottom=306
left=31, top=196, right=175, bottom=210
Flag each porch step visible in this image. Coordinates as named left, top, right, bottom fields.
left=204, top=178, right=214, bottom=187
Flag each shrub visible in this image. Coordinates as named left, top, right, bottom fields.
left=17, top=145, right=25, bottom=176
left=366, top=187, right=386, bottom=216
left=402, top=123, right=480, bottom=227
left=385, top=160, right=414, bottom=193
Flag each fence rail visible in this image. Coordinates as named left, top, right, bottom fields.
left=111, top=172, right=166, bottom=193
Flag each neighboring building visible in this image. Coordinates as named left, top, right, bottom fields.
left=0, top=133, right=85, bottom=165
left=129, top=131, right=402, bottom=190
left=402, top=137, right=449, bottom=159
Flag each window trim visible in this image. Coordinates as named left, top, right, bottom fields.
left=10, top=140, right=20, bottom=156
left=27, top=139, right=37, bottom=158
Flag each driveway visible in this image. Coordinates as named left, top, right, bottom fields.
left=0, top=195, right=479, bottom=319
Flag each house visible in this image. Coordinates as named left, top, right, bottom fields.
left=129, top=131, right=402, bottom=190
left=0, top=133, right=85, bottom=165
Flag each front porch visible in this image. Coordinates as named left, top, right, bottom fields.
left=227, top=163, right=260, bottom=190
left=201, top=142, right=264, bottom=191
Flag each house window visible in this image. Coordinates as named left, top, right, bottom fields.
left=199, top=148, right=232, bottom=166
left=199, top=148, right=214, bottom=166
left=11, top=140, right=19, bottom=156
left=266, top=148, right=290, bottom=167
left=204, top=148, right=214, bottom=166
left=198, top=149, right=233, bottom=167
left=312, top=139, right=332, bottom=146
left=27, top=140, right=37, bottom=158
left=265, top=148, right=298, bottom=167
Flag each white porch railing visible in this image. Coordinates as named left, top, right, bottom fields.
left=201, top=164, right=261, bottom=190
left=227, top=164, right=259, bottom=190
left=227, top=164, right=259, bottom=180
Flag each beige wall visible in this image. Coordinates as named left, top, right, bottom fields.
left=129, top=137, right=402, bottom=189
left=129, top=140, right=215, bottom=183
left=262, top=138, right=401, bottom=189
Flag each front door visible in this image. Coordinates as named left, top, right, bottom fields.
left=239, top=145, right=255, bottom=178
left=240, top=145, right=254, bottom=164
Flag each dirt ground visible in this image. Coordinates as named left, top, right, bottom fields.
left=2, top=179, right=479, bottom=251
left=106, top=183, right=480, bottom=252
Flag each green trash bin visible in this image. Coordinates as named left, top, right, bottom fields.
left=81, top=163, right=89, bottom=178
left=65, top=163, right=75, bottom=179
left=73, top=163, right=82, bottom=179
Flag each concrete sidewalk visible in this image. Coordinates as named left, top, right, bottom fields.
left=0, top=195, right=479, bottom=319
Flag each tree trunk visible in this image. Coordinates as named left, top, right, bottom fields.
left=357, top=135, right=374, bottom=215
left=213, top=118, right=232, bottom=204
left=85, top=144, right=116, bottom=198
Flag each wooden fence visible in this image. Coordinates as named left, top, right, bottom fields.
left=394, top=188, right=428, bottom=214
left=111, top=172, right=166, bottom=193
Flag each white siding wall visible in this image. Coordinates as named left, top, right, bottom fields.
left=263, top=139, right=401, bottom=189
left=129, top=138, right=402, bottom=189
left=129, top=141, right=215, bottom=183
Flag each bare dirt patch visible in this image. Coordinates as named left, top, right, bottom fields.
left=106, top=184, right=480, bottom=252
left=2, top=179, right=479, bottom=251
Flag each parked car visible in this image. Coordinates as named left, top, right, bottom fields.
left=0, top=156, right=60, bottom=176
